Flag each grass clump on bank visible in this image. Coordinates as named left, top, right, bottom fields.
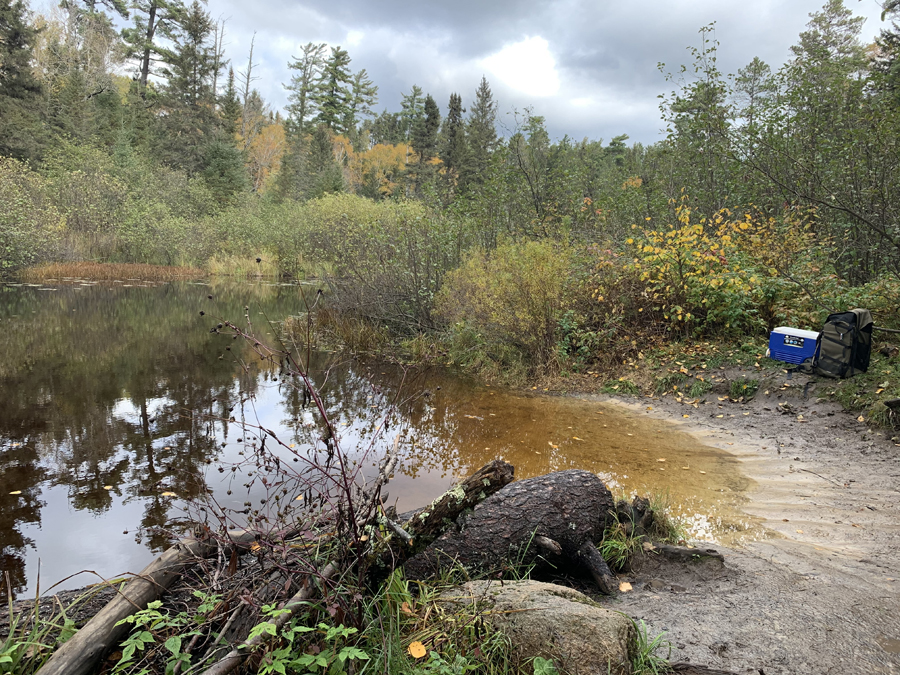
left=21, top=262, right=206, bottom=282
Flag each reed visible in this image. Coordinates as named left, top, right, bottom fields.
left=20, top=262, right=206, bottom=282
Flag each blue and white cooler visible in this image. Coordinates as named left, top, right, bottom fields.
left=766, top=326, right=820, bottom=365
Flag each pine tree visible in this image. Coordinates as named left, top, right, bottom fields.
left=0, top=0, right=46, bottom=160
left=343, top=68, right=378, bottom=141
left=121, top=0, right=187, bottom=93
left=313, top=46, right=352, bottom=133
left=285, top=42, right=326, bottom=136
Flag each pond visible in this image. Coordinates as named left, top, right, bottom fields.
left=0, top=279, right=755, bottom=599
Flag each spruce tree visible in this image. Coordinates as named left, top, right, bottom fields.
left=464, top=76, right=498, bottom=187
left=440, top=92, right=467, bottom=177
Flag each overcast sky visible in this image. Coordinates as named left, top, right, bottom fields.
left=185, top=0, right=890, bottom=144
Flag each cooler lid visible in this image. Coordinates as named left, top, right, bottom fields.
left=771, top=327, right=820, bottom=340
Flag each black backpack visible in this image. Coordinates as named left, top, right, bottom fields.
left=813, top=308, right=874, bottom=379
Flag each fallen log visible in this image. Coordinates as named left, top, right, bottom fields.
left=401, top=459, right=515, bottom=552
left=36, top=536, right=208, bottom=675
left=404, top=469, right=619, bottom=593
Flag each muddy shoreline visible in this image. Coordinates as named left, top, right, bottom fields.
left=592, top=368, right=900, bottom=674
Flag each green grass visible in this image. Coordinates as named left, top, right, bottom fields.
left=1, top=574, right=81, bottom=675
left=729, top=377, right=759, bottom=401
left=687, top=379, right=713, bottom=398
left=630, top=618, right=672, bottom=675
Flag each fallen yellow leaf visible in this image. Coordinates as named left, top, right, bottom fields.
left=619, top=581, right=633, bottom=592
left=857, top=416, right=865, bottom=422
left=796, top=529, right=804, bottom=534
left=657, top=458, right=666, bottom=463
left=9, top=490, right=22, bottom=495
left=408, top=641, right=427, bottom=659
left=401, top=601, right=415, bottom=615
left=161, top=491, right=177, bottom=497
left=682, top=414, right=690, bottom=418
left=103, top=485, right=113, bottom=490
left=295, top=495, right=303, bottom=500
left=572, top=437, right=584, bottom=441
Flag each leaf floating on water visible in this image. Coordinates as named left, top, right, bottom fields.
left=9, top=490, right=22, bottom=495
left=164, top=446, right=171, bottom=450
left=161, top=491, right=177, bottom=497
left=408, top=641, right=427, bottom=659
left=618, top=581, right=633, bottom=593
left=716, top=414, right=724, bottom=418
left=295, top=495, right=303, bottom=500
left=103, top=485, right=113, bottom=490
left=682, top=414, right=690, bottom=418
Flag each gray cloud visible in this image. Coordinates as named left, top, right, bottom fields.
left=208, top=0, right=889, bottom=144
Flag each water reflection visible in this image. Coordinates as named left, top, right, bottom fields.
left=0, top=280, right=756, bottom=599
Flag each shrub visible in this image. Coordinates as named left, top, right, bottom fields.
left=0, top=157, right=63, bottom=276
left=435, top=240, right=573, bottom=372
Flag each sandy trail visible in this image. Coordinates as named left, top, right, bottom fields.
left=596, top=372, right=900, bottom=674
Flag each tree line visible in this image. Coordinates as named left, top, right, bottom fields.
left=2, top=0, right=899, bottom=335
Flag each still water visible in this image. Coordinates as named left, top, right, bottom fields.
left=0, top=279, right=754, bottom=599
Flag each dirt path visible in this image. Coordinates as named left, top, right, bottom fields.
left=594, top=370, right=900, bottom=674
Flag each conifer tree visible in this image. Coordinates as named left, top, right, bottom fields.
left=0, top=0, right=46, bottom=159
left=440, top=92, right=467, bottom=177
left=285, top=42, right=326, bottom=136
left=464, top=76, right=498, bottom=186
left=313, top=46, right=352, bottom=133
left=121, top=0, right=187, bottom=93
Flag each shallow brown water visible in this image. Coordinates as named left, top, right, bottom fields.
left=0, top=280, right=756, bottom=599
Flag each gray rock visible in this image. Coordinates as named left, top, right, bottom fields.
left=441, top=580, right=636, bottom=675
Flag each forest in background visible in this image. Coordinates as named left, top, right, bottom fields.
left=2, top=0, right=900, bottom=379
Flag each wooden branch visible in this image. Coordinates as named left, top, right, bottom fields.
left=36, top=537, right=208, bottom=675
left=199, top=563, right=338, bottom=675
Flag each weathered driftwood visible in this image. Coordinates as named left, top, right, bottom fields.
left=199, top=563, right=338, bottom=675
left=36, top=536, right=209, bottom=675
left=404, top=469, right=619, bottom=593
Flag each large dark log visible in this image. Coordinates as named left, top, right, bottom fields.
left=402, top=459, right=515, bottom=552
left=404, top=470, right=618, bottom=592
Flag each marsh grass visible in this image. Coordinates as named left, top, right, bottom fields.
left=21, top=262, right=205, bottom=282
left=206, top=253, right=280, bottom=278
